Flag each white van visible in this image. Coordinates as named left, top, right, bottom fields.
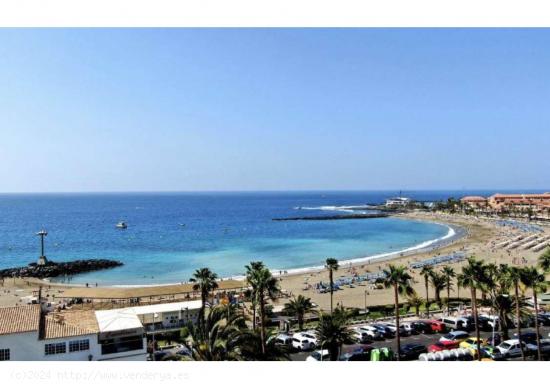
left=292, top=333, right=316, bottom=351
left=438, top=317, right=469, bottom=331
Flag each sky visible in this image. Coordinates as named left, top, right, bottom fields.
left=0, top=28, right=549, bottom=192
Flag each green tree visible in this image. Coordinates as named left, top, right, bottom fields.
left=441, top=266, right=456, bottom=314
left=315, top=311, right=354, bottom=361
left=325, top=258, right=339, bottom=313
left=520, top=266, right=548, bottom=361
left=245, top=261, right=280, bottom=356
left=382, top=264, right=414, bottom=361
left=429, top=271, right=447, bottom=309
left=507, top=266, right=527, bottom=360
left=283, top=295, right=315, bottom=331
left=420, top=265, right=434, bottom=317
left=458, top=258, right=486, bottom=361
left=245, top=261, right=265, bottom=331
left=406, top=293, right=424, bottom=316
left=190, top=267, right=219, bottom=330
left=538, top=247, right=550, bottom=273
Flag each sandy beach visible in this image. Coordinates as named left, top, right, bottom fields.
left=1, top=212, right=548, bottom=310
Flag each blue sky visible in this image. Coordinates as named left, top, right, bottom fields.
left=0, top=29, right=549, bottom=192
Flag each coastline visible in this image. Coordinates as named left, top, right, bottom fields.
left=34, top=213, right=465, bottom=288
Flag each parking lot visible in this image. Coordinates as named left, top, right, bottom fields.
left=290, top=324, right=550, bottom=361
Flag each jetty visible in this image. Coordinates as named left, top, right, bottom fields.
left=0, top=259, right=123, bottom=279
left=272, top=213, right=390, bottom=221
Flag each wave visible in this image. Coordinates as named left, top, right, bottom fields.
left=270, top=223, right=460, bottom=277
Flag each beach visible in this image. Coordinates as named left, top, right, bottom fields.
left=2, top=211, right=548, bottom=309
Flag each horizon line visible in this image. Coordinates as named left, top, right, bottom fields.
left=0, top=188, right=548, bottom=195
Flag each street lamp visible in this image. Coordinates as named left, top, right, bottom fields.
left=36, top=230, right=48, bottom=266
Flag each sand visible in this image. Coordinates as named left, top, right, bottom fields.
left=1, top=212, right=548, bottom=310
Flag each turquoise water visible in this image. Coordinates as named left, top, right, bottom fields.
left=0, top=191, right=462, bottom=285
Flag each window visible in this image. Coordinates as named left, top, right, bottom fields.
left=69, top=339, right=90, bottom=352
left=0, top=348, right=10, bottom=361
left=45, top=342, right=66, bottom=355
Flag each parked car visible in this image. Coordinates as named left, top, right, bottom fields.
left=371, top=324, right=394, bottom=338
left=423, top=319, right=447, bottom=333
left=410, top=320, right=433, bottom=334
left=401, top=322, right=418, bottom=335
left=399, top=344, right=427, bottom=360
left=292, top=333, right=316, bottom=351
left=357, top=325, right=383, bottom=340
left=513, top=331, right=538, bottom=345
left=428, top=340, right=460, bottom=352
left=440, top=330, right=469, bottom=343
left=385, top=323, right=409, bottom=336
left=537, top=313, right=550, bottom=326
left=478, top=346, right=505, bottom=361
left=339, top=344, right=374, bottom=361
left=352, top=328, right=372, bottom=344
left=438, top=316, right=470, bottom=331
left=271, top=334, right=293, bottom=349
left=306, top=349, right=330, bottom=361
left=460, top=337, right=488, bottom=350
left=496, top=339, right=532, bottom=358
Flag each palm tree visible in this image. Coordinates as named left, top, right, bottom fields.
left=315, top=312, right=354, bottom=361
left=185, top=305, right=248, bottom=361
left=325, top=258, right=339, bottom=313
left=245, top=261, right=280, bottom=356
left=420, top=265, right=433, bottom=317
left=406, top=293, right=424, bottom=317
left=507, top=266, right=526, bottom=360
left=429, top=271, right=447, bottom=309
left=190, top=267, right=219, bottom=330
left=458, top=258, right=486, bottom=361
left=441, top=266, right=456, bottom=314
left=245, top=261, right=264, bottom=330
left=283, top=295, right=315, bottom=331
left=538, top=247, right=550, bottom=273
left=520, top=266, right=547, bottom=361
left=382, top=264, right=414, bottom=361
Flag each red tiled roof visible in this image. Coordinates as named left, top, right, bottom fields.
left=44, top=310, right=99, bottom=339
left=0, top=305, right=40, bottom=335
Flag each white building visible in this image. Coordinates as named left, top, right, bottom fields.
left=0, top=300, right=203, bottom=361
left=385, top=197, right=412, bottom=208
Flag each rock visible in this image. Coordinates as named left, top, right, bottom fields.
left=0, top=259, right=123, bottom=278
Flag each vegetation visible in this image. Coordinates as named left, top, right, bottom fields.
left=441, top=265, right=456, bottom=314
left=283, top=295, right=315, bottom=331
left=245, top=261, right=280, bottom=356
left=189, top=267, right=219, bottom=330
left=325, top=258, right=339, bottom=313
left=420, top=265, right=433, bottom=317
left=520, top=266, right=547, bottom=361
left=458, top=258, right=486, bottom=361
left=315, top=309, right=354, bottom=361
left=382, top=264, right=414, bottom=361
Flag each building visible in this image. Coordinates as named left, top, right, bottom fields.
left=488, top=193, right=550, bottom=212
left=384, top=197, right=411, bottom=208
left=0, top=300, right=203, bottom=361
left=460, top=196, right=488, bottom=211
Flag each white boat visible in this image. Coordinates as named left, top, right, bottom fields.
left=116, top=221, right=128, bottom=229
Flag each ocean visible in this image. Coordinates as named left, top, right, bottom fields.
left=0, top=190, right=508, bottom=285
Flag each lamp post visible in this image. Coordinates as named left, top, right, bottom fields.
left=36, top=230, right=48, bottom=265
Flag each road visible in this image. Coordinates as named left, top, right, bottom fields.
left=290, top=325, right=550, bottom=361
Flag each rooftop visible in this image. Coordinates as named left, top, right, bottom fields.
left=95, top=309, right=143, bottom=333
left=44, top=310, right=99, bottom=339
left=0, top=305, right=40, bottom=335
left=461, top=196, right=487, bottom=202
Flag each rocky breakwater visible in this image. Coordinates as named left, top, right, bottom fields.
left=0, top=259, right=123, bottom=278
